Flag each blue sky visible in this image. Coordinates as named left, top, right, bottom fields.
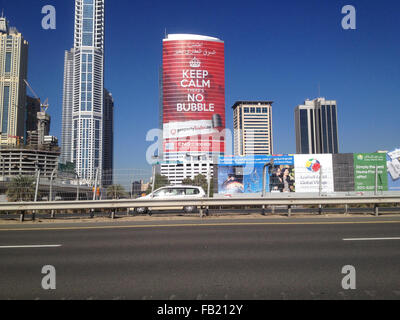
left=2, top=0, right=400, bottom=176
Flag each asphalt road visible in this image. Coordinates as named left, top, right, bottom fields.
left=0, top=216, right=399, bottom=300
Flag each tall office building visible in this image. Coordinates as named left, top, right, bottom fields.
left=233, top=101, right=274, bottom=156
left=61, top=0, right=106, bottom=185
left=102, top=88, right=113, bottom=186
left=60, top=49, right=74, bottom=164
left=0, top=15, right=28, bottom=146
left=294, top=97, right=339, bottom=154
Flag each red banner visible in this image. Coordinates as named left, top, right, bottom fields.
left=163, top=35, right=225, bottom=156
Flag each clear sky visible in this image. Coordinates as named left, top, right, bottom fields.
left=2, top=0, right=400, bottom=177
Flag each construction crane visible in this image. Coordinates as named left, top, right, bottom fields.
left=23, top=79, right=49, bottom=112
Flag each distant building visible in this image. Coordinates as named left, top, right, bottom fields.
left=26, top=108, right=58, bottom=151
left=102, top=89, right=114, bottom=186
left=159, top=155, right=213, bottom=186
left=294, top=98, right=339, bottom=154
left=232, top=101, right=274, bottom=156
left=60, top=49, right=74, bottom=164
left=26, top=96, right=41, bottom=133
left=0, top=148, right=59, bottom=179
left=0, top=15, right=28, bottom=146
left=132, top=180, right=149, bottom=197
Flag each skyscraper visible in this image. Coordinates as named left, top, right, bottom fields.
left=0, top=15, right=28, bottom=146
left=61, top=0, right=106, bottom=185
left=294, top=98, right=339, bottom=154
left=60, top=49, right=74, bottom=164
left=232, top=101, right=274, bottom=156
left=102, top=88, right=113, bottom=186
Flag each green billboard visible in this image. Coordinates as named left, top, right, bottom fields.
left=354, top=153, right=388, bottom=192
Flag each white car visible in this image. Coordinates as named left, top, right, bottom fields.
left=135, top=185, right=206, bottom=214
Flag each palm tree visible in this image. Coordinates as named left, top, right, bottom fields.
left=6, top=175, right=36, bottom=202
left=106, top=184, right=128, bottom=199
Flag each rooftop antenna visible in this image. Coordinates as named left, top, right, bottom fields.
left=318, top=83, right=321, bottom=98
left=164, top=27, right=167, bottom=39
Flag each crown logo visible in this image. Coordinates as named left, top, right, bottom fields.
left=190, top=57, right=201, bottom=68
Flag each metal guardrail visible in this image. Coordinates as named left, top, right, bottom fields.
left=0, top=195, right=399, bottom=212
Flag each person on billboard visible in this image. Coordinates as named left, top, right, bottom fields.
left=270, top=167, right=283, bottom=192
left=281, top=168, right=294, bottom=192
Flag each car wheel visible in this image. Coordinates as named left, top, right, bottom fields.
left=136, top=207, right=148, bottom=214
left=183, top=206, right=197, bottom=213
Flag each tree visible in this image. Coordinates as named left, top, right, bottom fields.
left=145, top=174, right=169, bottom=194
left=6, top=175, right=36, bottom=202
left=190, top=174, right=214, bottom=197
left=106, top=184, right=128, bottom=199
left=181, top=177, right=194, bottom=185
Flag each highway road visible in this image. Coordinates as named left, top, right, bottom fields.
left=0, top=216, right=399, bottom=300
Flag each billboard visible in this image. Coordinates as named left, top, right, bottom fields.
left=353, top=153, right=388, bottom=192
left=162, top=34, right=225, bottom=156
left=294, top=154, right=334, bottom=193
left=387, top=148, right=400, bottom=191
left=218, top=155, right=295, bottom=194
left=332, top=154, right=355, bottom=192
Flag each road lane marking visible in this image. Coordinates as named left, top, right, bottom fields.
left=0, top=220, right=400, bottom=232
left=343, top=237, right=400, bottom=241
left=0, top=245, right=61, bottom=249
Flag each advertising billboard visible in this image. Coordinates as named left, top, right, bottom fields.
left=387, top=148, right=400, bottom=191
left=332, top=154, right=355, bottom=192
left=353, top=153, right=388, bottom=192
left=162, top=34, right=225, bottom=157
left=218, top=155, right=295, bottom=194
left=294, top=154, right=334, bottom=193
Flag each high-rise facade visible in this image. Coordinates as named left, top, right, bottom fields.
left=0, top=15, right=28, bottom=146
left=61, top=0, right=106, bottom=185
left=60, top=49, right=74, bottom=164
left=102, top=88, right=113, bottom=186
left=294, top=98, right=339, bottom=154
left=233, top=101, right=274, bottom=156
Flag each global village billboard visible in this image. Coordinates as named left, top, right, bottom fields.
left=294, top=154, right=334, bottom=193
left=162, top=34, right=225, bottom=157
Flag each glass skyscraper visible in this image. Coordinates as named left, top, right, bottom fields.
left=62, top=0, right=107, bottom=186
left=294, top=98, right=339, bottom=154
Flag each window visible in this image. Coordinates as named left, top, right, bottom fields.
left=244, top=107, right=249, bottom=113
left=83, top=5, right=93, bottom=18
left=185, top=188, right=200, bottom=195
left=250, top=108, right=255, bottom=113
left=300, top=109, right=309, bottom=153
left=5, top=52, right=11, bottom=73
left=82, top=33, right=93, bottom=46
left=153, top=189, right=166, bottom=197
left=83, top=19, right=93, bottom=32
left=332, top=105, right=338, bottom=153
left=256, top=108, right=261, bottom=113
left=327, top=106, right=333, bottom=153
left=2, top=86, right=10, bottom=133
